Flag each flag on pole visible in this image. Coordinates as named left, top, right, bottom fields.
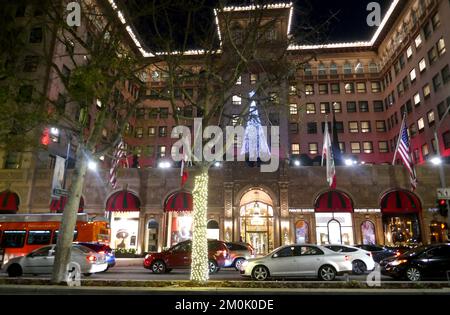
left=109, top=140, right=126, bottom=189
left=180, top=152, right=189, bottom=187
left=322, top=119, right=337, bottom=189
left=393, top=115, right=417, bottom=191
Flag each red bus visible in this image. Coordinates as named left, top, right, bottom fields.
left=0, top=213, right=110, bottom=266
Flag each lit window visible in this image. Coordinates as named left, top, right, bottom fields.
left=232, top=95, right=242, bottom=105
left=349, top=122, right=359, bottom=133
left=158, top=145, right=166, bottom=158
left=361, top=121, right=371, bottom=133
left=423, top=84, right=431, bottom=98
left=379, top=141, right=389, bottom=153
left=351, top=142, right=361, bottom=154
left=236, top=76, right=242, bottom=85
left=320, top=102, right=330, bottom=114
left=306, top=103, right=316, bottom=114
left=344, top=83, right=354, bottom=94
left=409, top=69, right=417, bottom=83
left=418, top=59, right=427, bottom=72
left=415, top=34, right=422, bottom=48
left=250, top=74, right=258, bottom=84
left=291, top=144, right=300, bottom=155
left=290, top=104, right=298, bottom=115
left=319, top=84, right=328, bottom=95
left=422, top=144, right=429, bottom=160
left=417, top=118, right=425, bottom=132
left=148, top=127, right=156, bottom=136
left=406, top=46, right=413, bottom=59
left=305, top=84, right=314, bottom=95
left=309, top=143, right=318, bottom=155
left=371, top=82, right=381, bottom=93
left=356, top=82, right=366, bottom=93
left=427, top=110, right=435, bottom=125
left=414, top=93, right=421, bottom=106
left=333, top=102, right=342, bottom=113
left=289, top=85, right=297, bottom=95
left=437, top=38, right=446, bottom=56
left=363, top=142, right=373, bottom=154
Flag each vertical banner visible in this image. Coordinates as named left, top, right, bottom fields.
left=51, top=156, right=66, bottom=198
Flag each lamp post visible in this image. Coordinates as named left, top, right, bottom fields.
left=433, top=104, right=450, bottom=235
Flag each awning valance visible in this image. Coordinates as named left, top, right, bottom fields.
left=315, top=190, right=353, bottom=212
left=0, top=190, right=19, bottom=214
left=164, top=191, right=193, bottom=212
left=106, top=191, right=140, bottom=212
left=381, top=190, right=421, bottom=214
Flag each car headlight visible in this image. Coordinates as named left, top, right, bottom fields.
left=390, top=259, right=407, bottom=266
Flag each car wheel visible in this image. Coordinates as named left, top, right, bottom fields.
left=151, top=260, right=166, bottom=274
left=352, top=260, right=367, bottom=275
left=252, top=265, right=269, bottom=281
left=7, top=264, right=22, bottom=277
left=319, top=265, right=337, bottom=281
left=405, top=267, right=421, bottom=281
left=83, top=273, right=92, bottom=277
left=234, top=258, right=245, bottom=271
left=208, top=260, right=219, bottom=274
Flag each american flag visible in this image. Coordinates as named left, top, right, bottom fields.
left=394, top=117, right=417, bottom=190
left=109, top=140, right=127, bottom=189
left=321, top=120, right=336, bottom=189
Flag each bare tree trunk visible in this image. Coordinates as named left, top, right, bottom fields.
left=190, top=167, right=209, bottom=283
left=51, top=145, right=88, bottom=284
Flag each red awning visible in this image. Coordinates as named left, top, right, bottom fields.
left=0, top=190, right=20, bottom=213
left=164, top=191, right=193, bottom=212
left=106, top=191, right=140, bottom=212
left=50, top=196, right=84, bottom=213
left=381, top=190, right=421, bottom=214
left=315, top=190, right=353, bottom=212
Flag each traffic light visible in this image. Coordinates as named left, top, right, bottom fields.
left=437, top=199, right=449, bottom=217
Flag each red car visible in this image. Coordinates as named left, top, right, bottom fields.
left=144, top=240, right=230, bottom=274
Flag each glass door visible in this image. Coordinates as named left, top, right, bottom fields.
left=246, top=232, right=268, bottom=255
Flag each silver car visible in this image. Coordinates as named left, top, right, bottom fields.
left=240, top=244, right=353, bottom=281
left=2, top=244, right=107, bottom=277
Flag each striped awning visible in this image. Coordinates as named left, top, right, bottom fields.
left=50, top=196, right=84, bottom=213
left=315, top=190, right=353, bottom=212
left=106, top=191, right=140, bottom=212
left=381, top=190, right=421, bottom=214
left=0, top=190, right=20, bottom=213
left=164, top=191, right=193, bottom=212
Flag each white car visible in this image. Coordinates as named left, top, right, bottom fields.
left=2, top=244, right=107, bottom=277
left=323, top=245, right=376, bottom=274
left=240, top=244, right=353, bottom=281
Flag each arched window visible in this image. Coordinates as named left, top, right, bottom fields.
left=328, top=219, right=342, bottom=244
left=207, top=220, right=220, bottom=240
left=318, top=63, right=327, bottom=76
left=295, top=220, right=309, bottom=244
left=343, top=62, right=352, bottom=75
left=147, top=220, right=159, bottom=252
left=361, top=221, right=376, bottom=245
left=330, top=63, right=338, bottom=75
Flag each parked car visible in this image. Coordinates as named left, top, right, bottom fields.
left=381, top=243, right=450, bottom=281
left=76, top=242, right=116, bottom=271
left=240, top=244, right=353, bottom=281
left=225, top=242, right=255, bottom=271
left=2, top=244, right=107, bottom=277
left=323, top=245, right=375, bottom=275
left=143, top=240, right=230, bottom=274
left=354, top=244, right=396, bottom=263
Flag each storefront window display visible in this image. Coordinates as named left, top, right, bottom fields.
left=110, top=211, right=140, bottom=250
left=315, top=213, right=354, bottom=245
left=383, top=214, right=421, bottom=245
left=295, top=220, right=309, bottom=244
left=361, top=220, right=376, bottom=245
left=168, top=212, right=192, bottom=247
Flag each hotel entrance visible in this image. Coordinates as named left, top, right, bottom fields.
left=239, top=189, right=274, bottom=255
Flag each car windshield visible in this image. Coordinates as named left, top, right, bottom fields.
left=74, top=245, right=94, bottom=254
left=402, top=246, right=427, bottom=257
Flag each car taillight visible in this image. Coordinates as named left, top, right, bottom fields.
left=87, top=255, right=97, bottom=262
left=395, top=252, right=401, bottom=257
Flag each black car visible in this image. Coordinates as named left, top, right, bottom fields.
left=381, top=243, right=450, bottom=281
left=354, top=244, right=396, bottom=263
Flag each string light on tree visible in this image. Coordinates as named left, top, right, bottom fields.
left=190, top=171, right=209, bottom=283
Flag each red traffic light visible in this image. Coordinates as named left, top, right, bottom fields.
left=439, top=199, right=446, bottom=206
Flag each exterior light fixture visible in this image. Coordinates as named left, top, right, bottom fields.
left=158, top=161, right=171, bottom=169
left=214, top=162, right=221, bottom=168
left=88, top=160, right=98, bottom=171
left=345, top=159, right=354, bottom=166
left=431, top=157, right=442, bottom=166
left=294, top=160, right=301, bottom=167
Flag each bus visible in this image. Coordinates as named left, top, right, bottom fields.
left=0, top=213, right=110, bottom=266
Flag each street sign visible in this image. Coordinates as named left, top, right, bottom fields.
left=437, top=188, right=450, bottom=200
left=53, top=188, right=70, bottom=197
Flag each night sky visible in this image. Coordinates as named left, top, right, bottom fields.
left=126, top=0, right=393, bottom=48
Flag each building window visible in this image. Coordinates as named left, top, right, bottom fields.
left=406, top=46, right=413, bottom=59
left=379, top=141, right=389, bottom=153
left=369, top=62, right=378, bottom=73
left=307, top=122, right=318, bottom=134
left=159, top=108, right=169, bottom=118
left=318, top=64, right=327, bottom=77
left=344, top=83, right=354, bottom=94
left=320, top=102, right=330, bottom=114
left=409, top=123, right=418, bottom=138
left=332, top=102, right=342, bottom=113
left=159, top=126, right=167, bottom=137
left=306, top=103, right=316, bottom=114
left=148, top=126, right=156, bottom=136
left=376, top=120, right=386, bottom=132
left=334, top=121, right=344, bottom=134
left=330, top=63, right=338, bottom=75
left=359, top=101, right=369, bottom=112
left=433, top=74, right=442, bottom=92
left=250, top=74, right=258, bottom=84
left=349, top=121, right=359, bottom=133
left=363, top=142, right=373, bottom=154
left=422, top=144, right=430, bottom=160
left=415, top=34, right=422, bottom=48
left=29, top=27, right=43, bottom=43
left=269, top=92, right=278, bottom=104
left=437, top=101, right=449, bottom=120
left=319, top=84, right=328, bottom=95
left=417, top=118, right=425, bottom=133
left=427, top=110, right=435, bottom=126
left=351, top=142, right=361, bottom=154
left=339, top=142, right=346, bottom=154
left=343, top=63, right=352, bottom=75
left=409, top=68, right=417, bottom=83
left=4, top=152, right=21, bottom=169
left=135, top=127, right=143, bottom=138
left=290, top=104, right=298, bottom=115
left=236, top=76, right=242, bottom=85
left=146, top=145, right=154, bottom=157
left=423, top=21, right=432, bottom=39
left=347, top=102, right=357, bottom=113
left=443, top=131, right=450, bottom=149
left=442, top=65, right=450, bottom=84
left=289, top=123, right=299, bottom=134
left=331, top=83, right=340, bottom=94
left=423, top=84, right=431, bottom=99
left=374, top=101, right=384, bottom=112
left=413, top=93, right=421, bottom=106
left=361, top=121, right=371, bottom=133
left=356, top=82, right=366, bottom=93
left=428, top=46, right=438, bottom=65
left=289, top=85, right=297, bottom=95
left=418, top=59, right=427, bottom=73
left=158, top=146, right=166, bottom=158
left=437, top=38, right=446, bottom=56
left=232, top=95, right=242, bottom=105
left=305, top=84, right=314, bottom=95
left=309, top=143, right=319, bottom=155
left=291, top=144, right=300, bottom=155
left=371, top=82, right=381, bottom=93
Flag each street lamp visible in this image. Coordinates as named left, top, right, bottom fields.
left=88, top=160, right=98, bottom=171
left=431, top=156, right=443, bottom=166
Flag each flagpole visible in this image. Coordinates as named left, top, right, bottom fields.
left=392, top=112, right=407, bottom=165
left=321, top=115, right=328, bottom=167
